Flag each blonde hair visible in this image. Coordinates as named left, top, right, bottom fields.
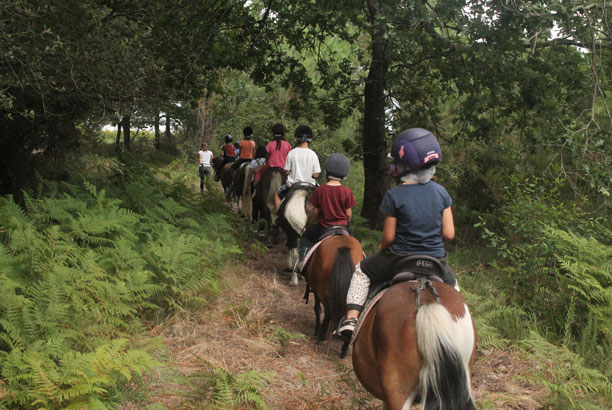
left=400, top=166, right=436, bottom=184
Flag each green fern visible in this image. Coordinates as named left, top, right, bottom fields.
left=0, top=156, right=246, bottom=409
left=185, top=358, right=273, bottom=410
left=544, top=227, right=612, bottom=370
left=518, top=331, right=612, bottom=409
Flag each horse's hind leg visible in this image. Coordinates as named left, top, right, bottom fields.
left=319, top=301, right=331, bottom=341
left=313, top=294, right=321, bottom=338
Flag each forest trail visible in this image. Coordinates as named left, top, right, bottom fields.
left=144, top=236, right=545, bottom=409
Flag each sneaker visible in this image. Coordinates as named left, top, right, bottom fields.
left=335, top=317, right=357, bottom=338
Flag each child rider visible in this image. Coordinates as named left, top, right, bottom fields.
left=337, top=128, right=458, bottom=338
left=275, top=125, right=321, bottom=209
left=298, top=153, right=356, bottom=270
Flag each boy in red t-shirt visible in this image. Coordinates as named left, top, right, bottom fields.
left=298, top=153, right=356, bottom=269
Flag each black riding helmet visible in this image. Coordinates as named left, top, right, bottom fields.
left=243, top=126, right=253, bottom=139
left=294, top=125, right=313, bottom=144
left=325, top=153, right=350, bottom=180
left=224, top=134, right=233, bottom=143
left=271, top=123, right=285, bottom=137
left=255, top=145, right=267, bottom=159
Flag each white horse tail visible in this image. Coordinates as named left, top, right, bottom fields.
left=416, top=301, right=475, bottom=410
left=284, top=189, right=309, bottom=234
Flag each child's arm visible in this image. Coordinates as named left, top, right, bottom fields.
left=379, top=215, right=396, bottom=250
left=441, top=207, right=455, bottom=242
left=346, top=208, right=352, bottom=220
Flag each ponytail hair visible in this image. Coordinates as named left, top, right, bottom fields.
left=271, top=123, right=286, bottom=150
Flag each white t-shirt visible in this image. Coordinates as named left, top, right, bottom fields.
left=198, top=150, right=213, bottom=166
left=284, top=147, right=321, bottom=186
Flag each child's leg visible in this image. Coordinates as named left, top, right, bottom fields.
left=346, top=262, right=370, bottom=319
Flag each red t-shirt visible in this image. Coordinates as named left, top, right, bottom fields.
left=222, top=143, right=236, bottom=158
left=308, top=184, right=356, bottom=227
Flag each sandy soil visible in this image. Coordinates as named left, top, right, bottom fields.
left=141, top=237, right=546, bottom=409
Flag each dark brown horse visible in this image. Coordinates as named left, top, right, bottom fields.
left=303, top=234, right=364, bottom=357
left=212, top=157, right=235, bottom=203
left=252, top=167, right=285, bottom=236
left=231, top=162, right=250, bottom=217
left=352, top=278, right=477, bottom=410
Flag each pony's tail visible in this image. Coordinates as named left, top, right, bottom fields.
left=330, top=247, right=355, bottom=329
left=416, top=303, right=475, bottom=410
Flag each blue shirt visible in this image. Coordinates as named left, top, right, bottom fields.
left=379, top=181, right=452, bottom=257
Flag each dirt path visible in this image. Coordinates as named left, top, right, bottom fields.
left=146, top=240, right=545, bottom=409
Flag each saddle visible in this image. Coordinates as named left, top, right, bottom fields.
left=349, top=255, right=445, bottom=344
left=300, top=226, right=352, bottom=273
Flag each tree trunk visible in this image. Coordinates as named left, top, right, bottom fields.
left=361, top=0, right=389, bottom=227
left=154, top=112, right=161, bottom=150
left=122, top=116, right=131, bottom=151
left=115, top=120, right=122, bottom=152
left=165, top=115, right=172, bottom=145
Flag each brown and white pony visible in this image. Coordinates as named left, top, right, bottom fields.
left=303, top=233, right=364, bottom=357
left=277, top=182, right=316, bottom=286
left=352, top=277, right=477, bottom=410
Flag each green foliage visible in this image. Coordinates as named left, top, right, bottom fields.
left=185, top=358, right=273, bottom=410
left=545, top=228, right=612, bottom=371
left=457, top=167, right=611, bottom=409
left=0, top=155, right=242, bottom=408
left=519, top=331, right=612, bottom=410
left=270, top=326, right=306, bottom=351
left=475, top=176, right=606, bottom=333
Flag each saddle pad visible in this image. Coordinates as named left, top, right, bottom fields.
left=299, top=228, right=354, bottom=272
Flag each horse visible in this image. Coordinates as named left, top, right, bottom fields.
left=276, top=182, right=316, bottom=286
left=351, top=262, right=477, bottom=410
left=252, top=167, right=285, bottom=237
left=212, top=157, right=235, bottom=203
left=302, top=233, right=364, bottom=358
left=230, top=161, right=250, bottom=217
left=239, top=163, right=257, bottom=220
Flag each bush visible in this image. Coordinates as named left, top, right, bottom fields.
left=476, top=175, right=612, bottom=373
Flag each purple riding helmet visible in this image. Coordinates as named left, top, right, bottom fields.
left=389, top=128, right=441, bottom=177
